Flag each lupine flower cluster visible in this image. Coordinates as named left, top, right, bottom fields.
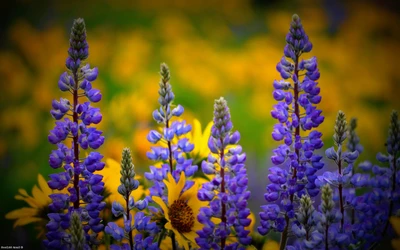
left=259, top=14, right=324, bottom=249
left=259, top=13, right=400, bottom=250
left=144, top=63, right=201, bottom=249
left=105, top=148, right=158, bottom=250
left=196, top=97, right=252, bottom=249
left=44, top=18, right=105, bottom=249
left=145, top=63, right=197, bottom=198
left=21, top=14, right=398, bottom=250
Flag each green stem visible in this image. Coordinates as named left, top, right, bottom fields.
left=171, top=232, right=177, bottom=250
left=157, top=229, right=166, bottom=247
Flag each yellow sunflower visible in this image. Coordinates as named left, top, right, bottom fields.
left=152, top=171, right=206, bottom=250
left=5, top=174, right=62, bottom=238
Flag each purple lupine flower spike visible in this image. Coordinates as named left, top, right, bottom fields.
left=259, top=14, right=324, bottom=249
left=44, top=18, right=105, bottom=249
left=196, top=97, right=252, bottom=249
left=145, top=63, right=197, bottom=199
left=105, top=148, right=157, bottom=249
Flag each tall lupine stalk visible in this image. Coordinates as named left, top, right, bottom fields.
left=318, top=184, right=338, bottom=250
left=382, top=111, right=400, bottom=235
left=145, top=63, right=197, bottom=248
left=346, top=118, right=363, bottom=228
left=105, top=148, right=158, bottom=250
left=45, top=18, right=105, bottom=249
left=258, top=14, right=324, bottom=250
left=316, top=111, right=361, bottom=248
left=196, top=97, right=252, bottom=249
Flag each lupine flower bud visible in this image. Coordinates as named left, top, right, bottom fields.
left=347, top=118, right=363, bottom=154
left=387, top=110, right=400, bottom=155
left=68, top=18, right=88, bottom=63
left=320, top=184, right=334, bottom=214
left=70, top=212, right=86, bottom=250
left=333, top=111, right=347, bottom=146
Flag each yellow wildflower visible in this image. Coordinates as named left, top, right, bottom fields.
left=153, top=172, right=206, bottom=250
left=5, top=174, right=63, bottom=238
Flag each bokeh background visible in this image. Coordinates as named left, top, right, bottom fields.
left=0, top=0, right=399, bottom=248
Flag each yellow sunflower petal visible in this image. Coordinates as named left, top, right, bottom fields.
left=180, top=182, right=197, bottom=202
left=174, top=231, right=189, bottom=250
left=164, top=172, right=185, bottom=205
left=391, top=217, right=400, bottom=235
left=37, top=174, right=52, bottom=197
left=5, top=207, right=37, bottom=219
left=106, top=158, right=120, bottom=171
left=13, top=217, right=42, bottom=228
left=18, top=189, right=29, bottom=197
left=182, top=231, right=198, bottom=246
left=192, top=119, right=202, bottom=146
left=246, top=212, right=256, bottom=233
left=201, top=121, right=213, bottom=153
left=32, top=185, right=49, bottom=207
left=175, top=171, right=186, bottom=197
left=262, top=240, right=280, bottom=250
left=14, top=195, right=25, bottom=200
left=152, top=196, right=170, bottom=221
left=211, top=217, right=221, bottom=224
left=165, top=221, right=173, bottom=231
left=25, top=197, right=39, bottom=208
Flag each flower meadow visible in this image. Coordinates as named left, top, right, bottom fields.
left=3, top=6, right=400, bottom=250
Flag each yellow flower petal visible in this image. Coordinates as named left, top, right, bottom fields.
left=391, top=217, right=400, bottom=235
left=14, top=195, right=25, bottom=200
left=180, top=182, right=197, bottom=202
left=200, top=121, right=213, bottom=155
left=165, top=221, right=173, bottom=231
left=262, top=240, right=280, bottom=250
left=18, top=189, right=29, bottom=197
left=37, top=174, right=52, bottom=197
left=22, top=197, right=39, bottom=208
left=32, top=185, right=49, bottom=207
left=5, top=207, right=37, bottom=219
left=192, top=119, right=202, bottom=147
left=13, top=217, right=42, bottom=228
left=164, top=172, right=185, bottom=205
left=152, top=196, right=170, bottom=221
left=182, top=231, right=198, bottom=247
left=173, top=230, right=189, bottom=250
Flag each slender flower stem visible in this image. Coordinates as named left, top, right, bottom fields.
left=171, top=232, right=177, bottom=250
left=338, top=151, right=344, bottom=230
left=382, top=155, right=397, bottom=235
left=125, top=194, right=133, bottom=250
left=280, top=55, right=299, bottom=250
left=73, top=72, right=80, bottom=209
left=157, top=229, right=166, bottom=247
left=325, top=224, right=329, bottom=250
left=220, top=138, right=226, bottom=249
left=166, top=114, right=174, bottom=173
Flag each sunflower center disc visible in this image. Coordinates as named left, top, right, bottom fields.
left=168, top=199, right=195, bottom=233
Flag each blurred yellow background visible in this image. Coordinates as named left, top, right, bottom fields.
left=0, top=0, right=399, bottom=247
